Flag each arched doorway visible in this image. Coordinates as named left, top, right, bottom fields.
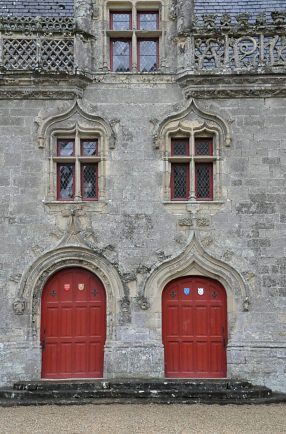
left=162, top=276, right=227, bottom=378
left=41, top=267, right=106, bottom=379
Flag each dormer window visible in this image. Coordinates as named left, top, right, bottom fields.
left=108, top=4, right=161, bottom=73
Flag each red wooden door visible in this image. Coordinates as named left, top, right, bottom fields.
left=162, top=276, right=227, bottom=378
left=41, top=268, right=106, bottom=379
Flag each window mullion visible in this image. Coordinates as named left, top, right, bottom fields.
left=75, top=133, right=81, bottom=201
left=131, top=5, right=136, bottom=72
left=189, top=132, right=196, bottom=200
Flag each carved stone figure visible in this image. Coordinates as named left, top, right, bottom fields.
left=13, top=299, right=25, bottom=315
left=177, top=0, right=194, bottom=34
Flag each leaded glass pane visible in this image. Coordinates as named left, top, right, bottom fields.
left=112, top=40, right=131, bottom=72
left=111, top=13, right=131, bottom=30
left=196, top=163, right=212, bottom=199
left=195, top=138, right=213, bottom=155
left=173, top=164, right=188, bottom=199
left=58, top=164, right=74, bottom=199
left=138, top=12, right=158, bottom=30
left=82, top=164, right=97, bottom=199
left=139, top=40, right=158, bottom=72
left=57, top=139, right=74, bottom=156
left=81, top=139, right=98, bottom=156
left=171, top=138, right=189, bottom=156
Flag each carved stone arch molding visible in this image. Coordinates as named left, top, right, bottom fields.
left=144, top=232, right=249, bottom=334
left=13, top=246, right=124, bottom=341
left=153, top=98, right=232, bottom=149
left=36, top=99, right=116, bottom=150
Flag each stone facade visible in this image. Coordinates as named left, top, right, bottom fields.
left=0, top=0, right=286, bottom=392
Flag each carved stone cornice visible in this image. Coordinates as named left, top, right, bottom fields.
left=0, top=75, right=90, bottom=99
left=0, top=16, right=75, bottom=35
left=181, top=12, right=286, bottom=37
left=177, top=74, right=286, bottom=98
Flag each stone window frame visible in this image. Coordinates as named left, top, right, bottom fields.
left=164, top=125, right=221, bottom=203
left=153, top=99, right=232, bottom=213
left=50, top=127, right=104, bottom=203
left=103, top=0, right=166, bottom=73
left=37, top=100, right=115, bottom=207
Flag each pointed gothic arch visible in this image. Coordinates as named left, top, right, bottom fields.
left=36, top=99, right=116, bottom=150
left=14, top=246, right=125, bottom=342
left=144, top=232, right=249, bottom=333
left=153, top=98, right=232, bottom=149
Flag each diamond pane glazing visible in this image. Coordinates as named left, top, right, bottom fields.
left=112, top=40, right=131, bottom=72
left=57, top=140, right=74, bottom=156
left=81, top=139, right=98, bottom=156
left=196, top=164, right=212, bottom=199
left=59, top=164, right=74, bottom=199
left=195, top=138, right=213, bottom=155
left=173, top=164, right=188, bottom=199
left=111, top=13, right=131, bottom=30
left=171, top=138, right=189, bottom=156
left=138, top=13, right=158, bottom=30
left=82, top=164, right=97, bottom=199
left=139, top=40, right=158, bottom=72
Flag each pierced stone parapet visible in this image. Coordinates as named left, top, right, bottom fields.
left=176, top=12, right=286, bottom=76
left=0, top=16, right=93, bottom=76
left=1, top=38, right=74, bottom=74
left=0, top=16, right=75, bottom=35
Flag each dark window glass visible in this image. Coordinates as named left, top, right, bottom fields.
left=58, top=164, right=74, bottom=199
left=112, top=40, right=131, bottom=72
left=81, top=139, right=98, bottom=156
left=171, top=138, right=189, bottom=156
left=172, top=164, right=189, bottom=199
left=138, top=12, right=158, bottom=30
left=82, top=164, right=97, bottom=200
left=111, top=12, right=131, bottom=30
left=138, top=40, right=158, bottom=72
left=57, top=139, right=74, bottom=156
left=195, top=163, right=213, bottom=199
left=195, top=138, right=213, bottom=156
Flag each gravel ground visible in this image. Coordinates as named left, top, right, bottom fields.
left=0, top=404, right=285, bottom=434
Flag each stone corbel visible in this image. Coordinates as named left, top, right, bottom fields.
left=137, top=296, right=150, bottom=311
left=13, top=298, right=26, bottom=315
left=243, top=296, right=250, bottom=312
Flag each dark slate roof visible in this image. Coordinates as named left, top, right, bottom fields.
left=195, top=0, right=286, bottom=21
left=0, top=1, right=74, bottom=17
left=1, top=0, right=285, bottom=19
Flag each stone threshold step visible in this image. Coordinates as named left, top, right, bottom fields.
left=0, top=387, right=272, bottom=400
left=0, top=394, right=286, bottom=407
left=13, top=379, right=254, bottom=392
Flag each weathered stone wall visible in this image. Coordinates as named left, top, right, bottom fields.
left=0, top=0, right=286, bottom=393
left=0, top=88, right=286, bottom=391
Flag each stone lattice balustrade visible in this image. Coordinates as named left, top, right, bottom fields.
left=0, top=16, right=79, bottom=74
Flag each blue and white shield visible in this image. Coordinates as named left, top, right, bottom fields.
left=184, top=287, right=190, bottom=296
